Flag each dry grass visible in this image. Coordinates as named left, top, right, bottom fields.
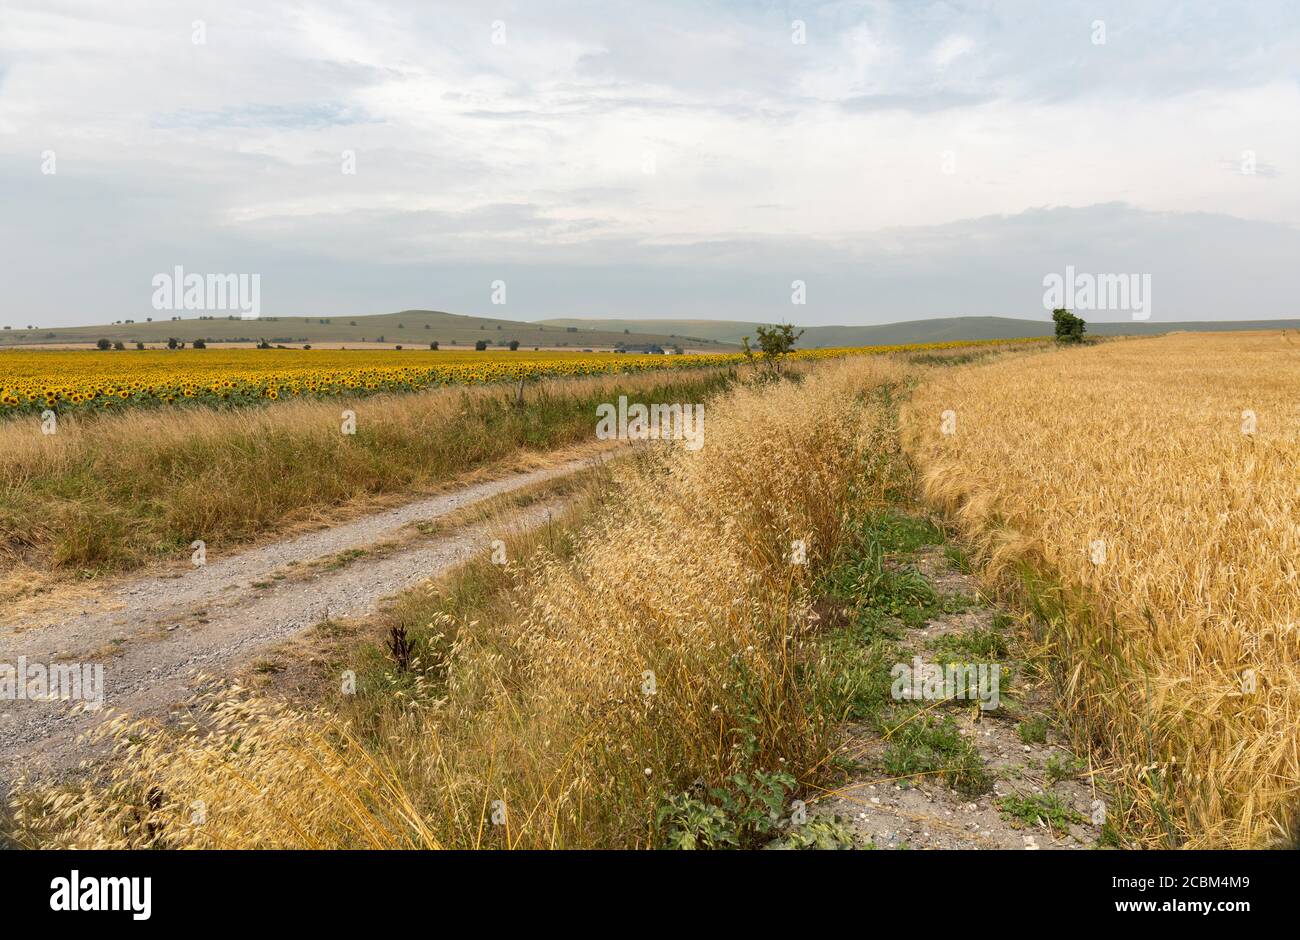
left=7, top=356, right=911, bottom=848
left=904, top=331, right=1300, bottom=847
left=0, top=365, right=738, bottom=585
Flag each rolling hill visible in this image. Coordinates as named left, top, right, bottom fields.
left=540, top=315, right=1300, bottom=347
left=0, top=310, right=738, bottom=351
left=7, top=310, right=1300, bottom=353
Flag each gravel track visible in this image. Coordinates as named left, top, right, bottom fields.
left=0, top=454, right=601, bottom=784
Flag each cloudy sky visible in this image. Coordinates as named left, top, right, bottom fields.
left=1, top=0, right=1297, bottom=328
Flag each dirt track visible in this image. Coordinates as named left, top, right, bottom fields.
left=0, top=453, right=603, bottom=784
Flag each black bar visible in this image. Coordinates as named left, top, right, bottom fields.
left=0, top=849, right=1277, bottom=926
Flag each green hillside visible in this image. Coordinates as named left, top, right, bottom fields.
left=7, top=309, right=1298, bottom=352
left=541, top=315, right=1300, bottom=347
left=0, top=310, right=738, bottom=351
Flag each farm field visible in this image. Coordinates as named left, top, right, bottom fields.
left=0, top=340, right=1034, bottom=415
left=6, top=353, right=919, bottom=848
left=6, top=334, right=1297, bottom=853
left=0, top=364, right=743, bottom=585
left=1, top=343, right=1033, bottom=587
left=906, top=331, right=1300, bottom=847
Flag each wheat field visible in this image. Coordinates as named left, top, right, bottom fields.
left=905, top=332, right=1300, bottom=847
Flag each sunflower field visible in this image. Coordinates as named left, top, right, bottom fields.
left=0, top=340, right=1029, bottom=415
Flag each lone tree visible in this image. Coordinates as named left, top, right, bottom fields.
left=756, top=323, right=804, bottom=358
left=1052, top=308, right=1086, bottom=344
left=742, top=323, right=804, bottom=373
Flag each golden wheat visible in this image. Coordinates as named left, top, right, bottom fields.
left=904, top=331, right=1300, bottom=847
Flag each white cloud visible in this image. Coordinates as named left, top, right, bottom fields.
left=0, top=0, right=1296, bottom=326
left=929, top=34, right=975, bottom=70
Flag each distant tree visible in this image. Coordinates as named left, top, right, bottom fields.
left=430, top=341, right=439, bottom=350
left=1052, top=308, right=1087, bottom=344
left=192, top=339, right=206, bottom=349
left=112, top=341, right=125, bottom=350
left=96, top=338, right=112, bottom=350
left=395, top=345, right=402, bottom=350
left=475, top=339, right=488, bottom=351
left=508, top=339, right=520, bottom=350
left=135, top=341, right=145, bottom=350
left=167, top=337, right=178, bottom=350
left=755, top=323, right=803, bottom=358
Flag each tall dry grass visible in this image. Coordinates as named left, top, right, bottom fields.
left=904, top=331, right=1300, bottom=847
left=0, top=366, right=737, bottom=580
left=8, top=356, right=910, bottom=848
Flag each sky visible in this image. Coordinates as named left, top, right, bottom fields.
left=0, top=0, right=1297, bottom=328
